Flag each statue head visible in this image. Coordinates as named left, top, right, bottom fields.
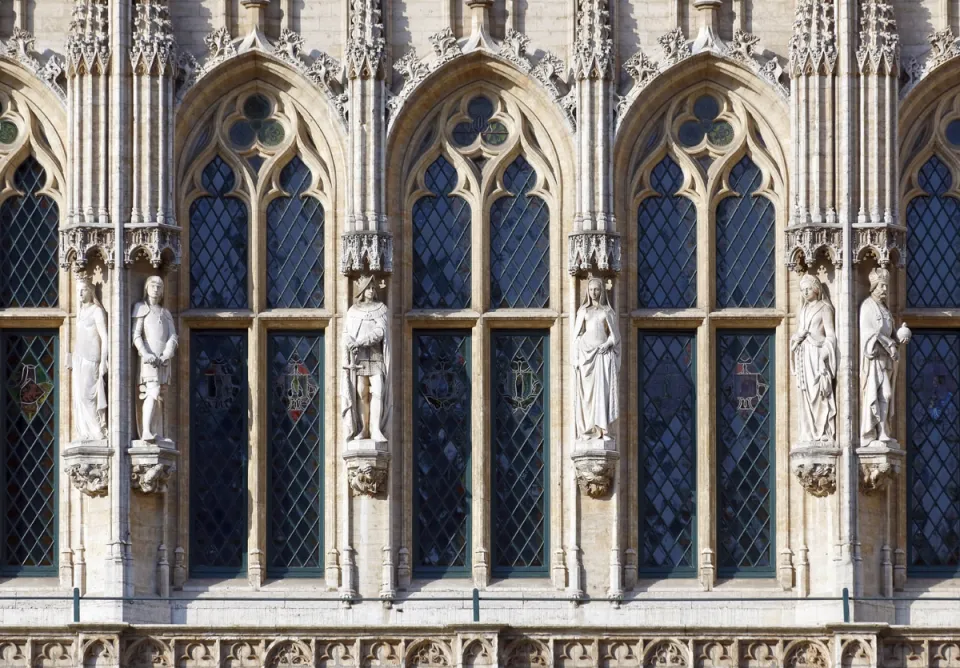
left=868, top=268, right=890, bottom=304
left=143, top=276, right=165, bottom=306
left=799, top=274, right=822, bottom=303
left=356, top=275, right=379, bottom=303
left=581, top=277, right=610, bottom=308
left=76, top=272, right=94, bottom=305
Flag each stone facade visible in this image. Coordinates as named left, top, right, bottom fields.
left=0, top=0, right=959, bottom=661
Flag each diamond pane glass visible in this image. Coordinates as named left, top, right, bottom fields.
left=907, top=156, right=960, bottom=308
left=2, top=332, right=57, bottom=573
left=717, top=332, right=774, bottom=575
left=908, top=331, right=960, bottom=573
left=191, top=332, right=247, bottom=575
left=414, top=332, right=471, bottom=574
left=639, top=332, right=696, bottom=576
left=638, top=156, right=697, bottom=308
left=492, top=331, right=548, bottom=574
left=413, top=157, right=471, bottom=309
left=190, top=157, right=249, bottom=309
left=268, top=333, right=323, bottom=575
left=0, top=158, right=59, bottom=308
left=716, top=157, right=775, bottom=308
left=267, top=157, right=325, bottom=308
left=490, top=157, right=549, bottom=308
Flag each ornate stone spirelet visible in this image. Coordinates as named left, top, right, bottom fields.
left=340, top=231, right=393, bottom=276
left=568, top=231, right=622, bottom=276
left=345, top=0, right=386, bottom=79
left=788, top=0, right=837, bottom=75
left=857, top=0, right=899, bottom=75
left=573, top=0, right=613, bottom=79
left=131, top=0, right=177, bottom=76
left=66, top=0, right=111, bottom=76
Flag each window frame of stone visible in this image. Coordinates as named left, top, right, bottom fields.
left=177, top=82, right=338, bottom=584
left=622, top=84, right=790, bottom=585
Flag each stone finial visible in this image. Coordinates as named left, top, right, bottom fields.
left=788, top=0, right=837, bottom=75
left=66, top=0, right=111, bottom=76
left=345, top=0, right=386, bottom=79
left=131, top=0, right=177, bottom=76
left=857, top=0, right=899, bottom=75
left=573, top=0, right=613, bottom=79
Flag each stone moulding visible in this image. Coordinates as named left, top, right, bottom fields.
left=344, top=450, right=390, bottom=497
left=63, top=441, right=113, bottom=497
left=568, top=230, right=622, bottom=276
left=340, top=231, right=393, bottom=276
left=790, top=445, right=840, bottom=497
left=857, top=443, right=904, bottom=494
left=572, top=446, right=619, bottom=498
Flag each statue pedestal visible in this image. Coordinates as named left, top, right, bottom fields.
left=344, top=439, right=389, bottom=497
left=572, top=438, right=618, bottom=498
left=856, top=442, right=904, bottom=495
left=64, top=440, right=113, bottom=497
left=129, top=440, right=178, bottom=494
left=789, top=443, right=840, bottom=497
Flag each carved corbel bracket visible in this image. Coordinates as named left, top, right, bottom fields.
left=852, top=224, right=906, bottom=268
left=857, top=444, right=904, bottom=494
left=340, top=231, right=394, bottom=276
left=572, top=445, right=618, bottom=498
left=129, top=440, right=178, bottom=494
left=60, top=225, right=116, bottom=269
left=785, top=225, right=843, bottom=271
left=124, top=225, right=182, bottom=268
left=63, top=442, right=113, bottom=497
left=567, top=230, right=622, bottom=276
left=789, top=445, right=840, bottom=497
left=344, top=449, right=390, bottom=497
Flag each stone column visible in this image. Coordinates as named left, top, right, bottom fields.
left=568, top=0, right=623, bottom=602
left=339, top=0, right=394, bottom=603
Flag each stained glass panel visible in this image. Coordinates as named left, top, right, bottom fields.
left=492, top=331, right=548, bottom=575
left=638, top=156, right=697, bottom=308
left=639, top=332, right=696, bottom=576
left=907, top=156, right=960, bottom=308
left=190, top=332, right=247, bottom=575
left=490, top=157, right=549, bottom=309
left=413, top=157, right=471, bottom=309
left=190, top=157, right=249, bottom=309
left=717, top=331, right=774, bottom=575
left=716, top=157, right=775, bottom=308
left=2, top=332, right=57, bottom=574
left=267, top=157, right=325, bottom=308
left=908, top=331, right=960, bottom=573
left=268, top=333, right=323, bottom=575
left=414, top=332, right=471, bottom=575
left=0, top=158, right=59, bottom=308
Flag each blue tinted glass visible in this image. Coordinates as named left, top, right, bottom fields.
left=638, top=156, right=697, bottom=308
left=492, top=331, right=548, bottom=574
left=490, top=157, right=549, bottom=308
left=907, top=156, right=960, bottom=308
left=190, top=332, right=247, bottom=575
left=0, top=158, right=59, bottom=308
left=639, top=332, right=696, bottom=576
left=2, top=332, right=57, bottom=573
left=717, top=332, right=774, bottom=575
left=267, top=157, right=324, bottom=308
left=414, top=332, right=471, bottom=574
left=908, top=332, right=960, bottom=573
left=716, top=157, right=775, bottom=308
left=268, top=333, right=323, bottom=575
left=947, top=120, right=960, bottom=146
left=190, top=157, right=249, bottom=309
left=413, top=157, right=472, bottom=309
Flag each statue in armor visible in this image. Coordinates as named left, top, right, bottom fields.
left=342, top=275, right=390, bottom=442
left=133, top=276, right=178, bottom=442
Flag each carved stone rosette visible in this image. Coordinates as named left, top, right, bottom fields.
left=567, top=230, right=622, bottom=276
left=345, top=452, right=390, bottom=497
left=63, top=442, right=112, bottom=497
left=572, top=448, right=619, bottom=498
left=857, top=444, right=904, bottom=494
left=340, top=231, right=394, bottom=276
left=790, top=446, right=839, bottom=497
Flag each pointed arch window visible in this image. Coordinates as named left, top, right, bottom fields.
left=907, top=156, right=960, bottom=308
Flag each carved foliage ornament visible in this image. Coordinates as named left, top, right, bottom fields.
left=346, top=0, right=386, bottom=79
left=131, top=0, right=178, bottom=76
left=568, top=230, right=622, bottom=275
left=902, top=29, right=960, bottom=95
left=66, top=0, right=111, bottom=75
left=788, top=0, right=838, bottom=75
left=347, top=460, right=388, bottom=497
left=0, top=29, right=66, bottom=101
left=131, top=463, right=171, bottom=494
left=857, top=0, right=899, bottom=75
left=572, top=454, right=616, bottom=498
left=341, top=231, right=393, bottom=275
left=785, top=225, right=843, bottom=271
left=792, top=462, right=837, bottom=497
left=66, top=462, right=109, bottom=497
left=573, top=0, right=614, bottom=79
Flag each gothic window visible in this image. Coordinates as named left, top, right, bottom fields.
left=627, top=88, right=785, bottom=582
left=1, top=332, right=58, bottom=574
left=180, top=87, right=334, bottom=578
left=402, top=88, right=560, bottom=580
left=906, top=156, right=960, bottom=308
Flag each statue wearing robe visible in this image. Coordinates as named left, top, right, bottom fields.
left=573, top=278, right=621, bottom=441
left=790, top=275, right=837, bottom=444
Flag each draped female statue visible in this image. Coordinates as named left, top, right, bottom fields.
left=790, top=274, right=837, bottom=445
left=73, top=274, right=108, bottom=442
left=573, top=277, right=621, bottom=442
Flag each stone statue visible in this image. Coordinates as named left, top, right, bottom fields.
left=573, top=277, right=621, bottom=441
left=790, top=274, right=837, bottom=445
left=860, top=268, right=911, bottom=445
left=342, top=275, right=390, bottom=443
left=72, top=273, right=108, bottom=442
left=133, top=276, right=178, bottom=443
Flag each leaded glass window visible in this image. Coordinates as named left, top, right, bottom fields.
left=1, top=331, right=57, bottom=574
left=639, top=332, right=696, bottom=576
left=907, top=156, right=960, bottom=308
left=638, top=156, right=697, bottom=309
left=190, top=156, right=249, bottom=309
left=490, top=157, right=549, bottom=309
left=0, top=158, right=59, bottom=308
left=413, top=157, right=471, bottom=309
left=908, top=331, right=960, bottom=573
left=716, top=157, right=775, bottom=308
left=717, top=331, right=774, bottom=575
left=268, top=333, right=323, bottom=576
left=267, top=157, right=324, bottom=309
left=413, top=332, right=471, bottom=575
left=492, top=331, right=548, bottom=575
left=190, top=331, right=248, bottom=575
